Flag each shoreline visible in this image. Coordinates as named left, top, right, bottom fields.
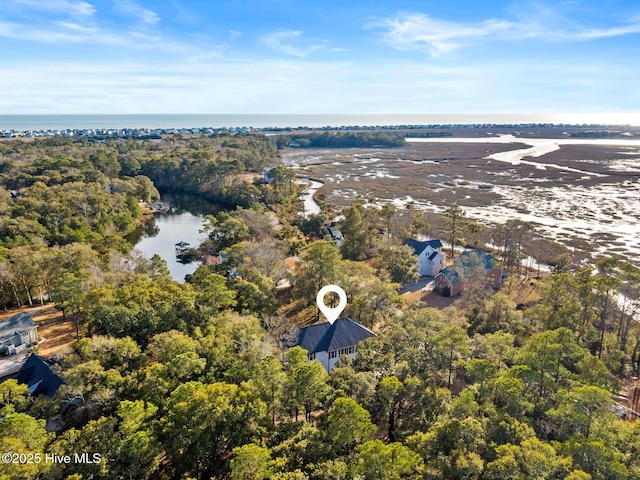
left=2, top=123, right=640, bottom=141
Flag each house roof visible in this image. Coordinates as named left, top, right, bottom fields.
left=13, top=354, right=63, bottom=397
left=428, top=250, right=440, bottom=261
left=326, top=227, right=344, bottom=240
left=404, top=238, right=443, bottom=255
left=0, top=312, right=37, bottom=342
left=437, top=249, right=500, bottom=285
left=296, top=317, right=375, bottom=354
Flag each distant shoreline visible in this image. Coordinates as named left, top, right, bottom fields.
left=2, top=122, right=640, bottom=141
left=1, top=112, right=639, bottom=132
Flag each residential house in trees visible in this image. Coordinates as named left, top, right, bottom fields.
left=435, top=249, right=503, bottom=297
left=0, top=312, right=38, bottom=354
left=12, top=354, right=63, bottom=397
left=405, top=238, right=446, bottom=277
left=295, top=317, right=375, bottom=372
left=324, top=226, right=344, bottom=247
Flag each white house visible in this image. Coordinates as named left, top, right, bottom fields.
left=405, top=239, right=446, bottom=277
left=295, top=317, right=375, bottom=372
left=0, top=312, right=38, bottom=354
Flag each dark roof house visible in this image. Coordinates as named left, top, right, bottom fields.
left=295, top=317, right=375, bottom=372
left=404, top=238, right=446, bottom=277
left=13, top=354, right=63, bottom=397
left=404, top=238, right=443, bottom=256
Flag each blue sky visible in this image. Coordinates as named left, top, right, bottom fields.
left=1, top=0, right=639, bottom=115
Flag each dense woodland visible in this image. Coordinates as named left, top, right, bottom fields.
left=273, top=131, right=406, bottom=149
left=1, top=135, right=640, bottom=480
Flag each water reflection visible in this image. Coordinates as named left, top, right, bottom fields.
left=130, top=193, right=226, bottom=283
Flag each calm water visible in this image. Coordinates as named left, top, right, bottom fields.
left=129, top=193, right=225, bottom=283
left=2, top=113, right=639, bottom=130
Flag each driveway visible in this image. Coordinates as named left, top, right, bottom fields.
left=0, top=351, right=28, bottom=379
left=400, top=276, right=435, bottom=295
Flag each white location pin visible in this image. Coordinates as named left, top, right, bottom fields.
left=316, top=285, right=347, bottom=325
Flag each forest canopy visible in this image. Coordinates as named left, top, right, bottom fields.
left=1, top=133, right=640, bottom=480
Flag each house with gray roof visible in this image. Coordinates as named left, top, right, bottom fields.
left=0, top=312, right=38, bottom=354
left=405, top=238, right=446, bottom=277
left=295, top=317, right=375, bottom=372
left=13, top=354, right=63, bottom=397
left=435, top=249, right=503, bottom=297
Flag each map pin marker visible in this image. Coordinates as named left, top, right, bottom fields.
left=316, top=285, right=347, bottom=325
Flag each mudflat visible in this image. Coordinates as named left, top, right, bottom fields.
left=283, top=126, right=640, bottom=264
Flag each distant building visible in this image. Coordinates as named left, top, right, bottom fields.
left=404, top=239, right=446, bottom=277
left=0, top=312, right=38, bottom=354
left=294, top=317, right=375, bottom=372
left=175, top=241, right=190, bottom=258
left=435, top=249, right=503, bottom=297
left=263, top=167, right=275, bottom=183
left=324, top=227, right=344, bottom=247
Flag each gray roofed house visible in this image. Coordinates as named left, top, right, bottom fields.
left=405, top=239, right=443, bottom=254
left=295, top=317, right=375, bottom=372
left=0, top=312, right=38, bottom=352
left=12, top=354, right=63, bottom=397
left=435, top=249, right=503, bottom=297
left=404, top=238, right=446, bottom=277
left=324, top=227, right=344, bottom=247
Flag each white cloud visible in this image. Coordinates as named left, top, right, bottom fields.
left=261, top=30, right=323, bottom=57
left=371, top=13, right=514, bottom=56
left=0, top=54, right=637, bottom=114
left=370, top=10, right=640, bottom=56
left=114, top=0, right=160, bottom=24
left=14, top=0, right=96, bottom=17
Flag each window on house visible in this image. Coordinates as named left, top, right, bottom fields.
left=308, top=353, right=316, bottom=361
left=329, top=351, right=337, bottom=359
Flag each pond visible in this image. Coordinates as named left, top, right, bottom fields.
left=128, top=193, right=227, bottom=282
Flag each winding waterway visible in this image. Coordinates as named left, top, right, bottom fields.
left=302, top=180, right=323, bottom=216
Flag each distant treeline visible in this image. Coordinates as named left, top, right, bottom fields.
left=274, top=131, right=406, bottom=149
left=570, top=130, right=637, bottom=138
left=404, top=131, right=453, bottom=138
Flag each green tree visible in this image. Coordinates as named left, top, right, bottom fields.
left=50, top=271, right=83, bottom=339
left=513, top=327, right=589, bottom=411
left=548, top=386, right=613, bottom=439
left=381, top=203, right=397, bottom=245
left=408, top=417, right=485, bottom=480
left=435, top=325, right=470, bottom=391
left=0, top=379, right=30, bottom=415
left=293, top=240, right=342, bottom=308
left=560, top=435, right=628, bottom=480
left=0, top=413, right=54, bottom=480
left=203, top=212, right=251, bottom=252
left=375, top=375, right=403, bottom=441
left=484, top=438, right=571, bottom=480
left=443, top=203, right=465, bottom=258
left=339, top=201, right=380, bottom=260
left=352, top=440, right=423, bottom=480
left=232, top=266, right=278, bottom=315
left=325, top=397, right=376, bottom=454
left=285, top=346, right=330, bottom=422
left=378, top=246, right=419, bottom=284
left=230, top=443, right=273, bottom=480
left=163, top=381, right=267, bottom=478
left=248, top=355, right=286, bottom=424
left=191, top=268, right=238, bottom=313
